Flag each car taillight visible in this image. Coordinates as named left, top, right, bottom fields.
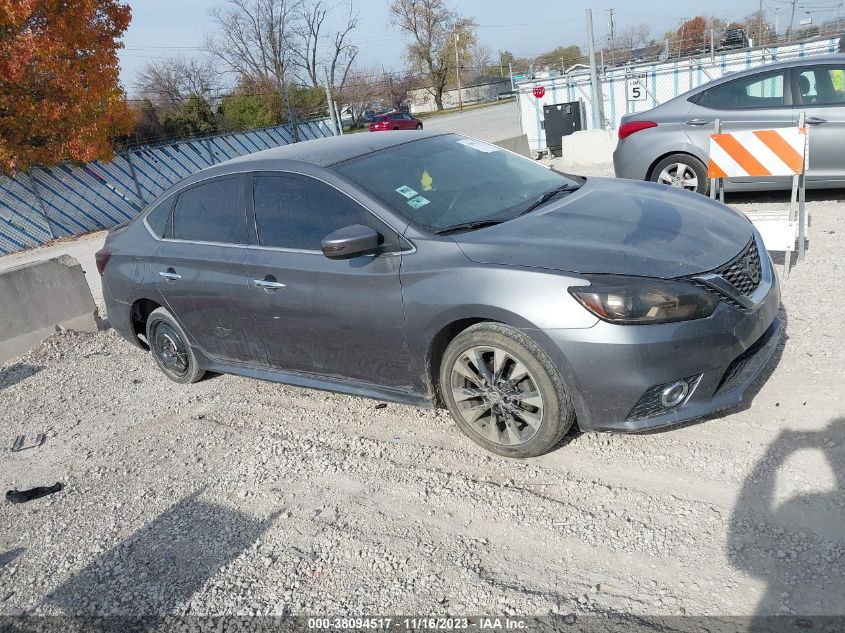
left=95, top=248, right=112, bottom=275
left=618, top=121, right=657, bottom=140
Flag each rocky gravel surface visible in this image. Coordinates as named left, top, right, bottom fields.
left=1, top=182, right=844, bottom=619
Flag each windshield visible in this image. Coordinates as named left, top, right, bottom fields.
left=332, top=134, right=582, bottom=234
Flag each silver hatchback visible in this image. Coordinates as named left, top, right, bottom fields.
left=614, top=55, right=845, bottom=194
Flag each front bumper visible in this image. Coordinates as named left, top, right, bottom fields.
left=537, top=265, right=782, bottom=433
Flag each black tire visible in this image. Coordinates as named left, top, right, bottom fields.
left=415, top=123, right=423, bottom=130
left=649, top=153, right=709, bottom=195
left=146, top=307, right=205, bottom=384
left=439, top=323, right=575, bottom=458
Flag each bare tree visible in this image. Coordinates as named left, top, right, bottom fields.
left=134, top=56, right=222, bottom=112
left=389, top=0, right=476, bottom=110
left=337, top=66, right=383, bottom=126
left=615, top=23, right=651, bottom=52
left=467, top=42, right=493, bottom=78
left=382, top=70, right=418, bottom=109
left=205, top=0, right=299, bottom=94
left=291, top=0, right=360, bottom=91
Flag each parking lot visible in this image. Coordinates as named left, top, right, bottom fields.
left=2, top=153, right=844, bottom=618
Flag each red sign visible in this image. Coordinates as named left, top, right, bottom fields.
left=532, top=85, right=545, bottom=98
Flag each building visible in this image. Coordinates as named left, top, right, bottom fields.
left=407, top=76, right=512, bottom=114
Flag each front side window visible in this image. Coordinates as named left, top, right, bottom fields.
left=332, top=134, right=581, bottom=234
left=798, top=66, right=845, bottom=105
left=171, top=178, right=246, bottom=243
left=252, top=174, right=397, bottom=251
left=699, top=72, right=786, bottom=110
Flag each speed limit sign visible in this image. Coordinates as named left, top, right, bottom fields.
left=627, top=73, right=648, bottom=101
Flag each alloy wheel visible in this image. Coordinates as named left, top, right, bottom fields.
left=152, top=321, right=189, bottom=378
left=449, top=345, right=544, bottom=446
left=657, top=162, right=699, bottom=191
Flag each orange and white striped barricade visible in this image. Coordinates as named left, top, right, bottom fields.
left=707, top=116, right=809, bottom=279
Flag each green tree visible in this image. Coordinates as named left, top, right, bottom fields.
left=163, top=95, right=218, bottom=139
left=535, top=45, right=584, bottom=71
left=220, top=94, right=279, bottom=130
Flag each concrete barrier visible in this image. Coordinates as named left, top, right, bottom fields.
left=0, top=255, right=98, bottom=364
left=492, top=134, right=531, bottom=158
left=559, top=130, right=617, bottom=170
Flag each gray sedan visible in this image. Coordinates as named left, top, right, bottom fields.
left=614, top=55, right=845, bottom=193
left=98, top=131, right=782, bottom=457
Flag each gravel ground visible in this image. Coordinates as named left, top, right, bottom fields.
left=1, top=172, right=844, bottom=619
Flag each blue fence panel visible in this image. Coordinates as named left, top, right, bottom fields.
left=0, top=120, right=334, bottom=256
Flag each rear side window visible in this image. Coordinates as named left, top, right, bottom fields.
left=171, top=178, right=246, bottom=244
left=145, top=199, right=172, bottom=237
left=699, top=72, right=786, bottom=110
left=252, top=174, right=397, bottom=251
left=798, top=66, right=845, bottom=105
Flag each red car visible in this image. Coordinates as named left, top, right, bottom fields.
left=369, top=111, right=423, bottom=132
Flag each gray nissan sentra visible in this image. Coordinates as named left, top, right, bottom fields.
left=97, top=131, right=782, bottom=458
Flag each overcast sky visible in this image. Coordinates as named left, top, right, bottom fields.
left=118, top=0, right=841, bottom=94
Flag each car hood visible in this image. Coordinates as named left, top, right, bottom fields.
left=452, top=177, right=754, bottom=278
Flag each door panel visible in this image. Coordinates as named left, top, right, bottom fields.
left=795, top=65, right=845, bottom=182
left=152, top=175, right=266, bottom=365
left=246, top=250, right=410, bottom=387
left=153, top=242, right=265, bottom=364
left=683, top=70, right=797, bottom=188
left=246, top=172, right=412, bottom=388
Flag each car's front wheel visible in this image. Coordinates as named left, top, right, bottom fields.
left=439, top=323, right=575, bottom=458
left=415, top=123, right=423, bottom=130
left=650, top=154, right=708, bottom=194
left=146, top=307, right=205, bottom=384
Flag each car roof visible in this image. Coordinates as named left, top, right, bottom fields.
left=218, top=129, right=447, bottom=169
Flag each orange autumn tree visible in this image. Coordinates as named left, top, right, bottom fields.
left=0, top=0, right=134, bottom=172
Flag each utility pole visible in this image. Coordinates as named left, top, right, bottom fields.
left=606, top=8, right=616, bottom=67
left=788, top=0, right=798, bottom=41
left=710, top=27, right=715, bottom=59
left=454, top=32, right=463, bottom=111
left=282, top=81, right=299, bottom=142
left=759, top=0, right=764, bottom=47
left=585, top=8, right=603, bottom=129
left=322, top=67, right=338, bottom=135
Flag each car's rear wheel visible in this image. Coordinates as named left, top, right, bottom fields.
left=650, top=154, right=708, bottom=194
left=439, top=323, right=575, bottom=458
left=146, top=307, right=205, bottom=384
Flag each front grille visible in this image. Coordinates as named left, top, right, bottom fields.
left=627, top=375, right=702, bottom=421
left=689, top=239, right=763, bottom=309
left=716, top=239, right=762, bottom=296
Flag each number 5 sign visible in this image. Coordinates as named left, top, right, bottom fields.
left=627, top=73, right=648, bottom=101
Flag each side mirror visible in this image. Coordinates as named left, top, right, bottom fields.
left=321, top=224, right=380, bottom=259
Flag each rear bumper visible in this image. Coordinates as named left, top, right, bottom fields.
left=102, top=282, right=143, bottom=349
left=536, top=266, right=782, bottom=433
left=612, top=139, right=650, bottom=181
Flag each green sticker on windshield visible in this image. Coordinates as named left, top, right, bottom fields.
left=395, top=185, right=418, bottom=199
left=407, top=195, right=430, bottom=209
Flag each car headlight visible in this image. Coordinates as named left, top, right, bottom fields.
left=569, top=276, right=719, bottom=325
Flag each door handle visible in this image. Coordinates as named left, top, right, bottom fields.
left=159, top=270, right=182, bottom=281
left=684, top=119, right=711, bottom=126
left=253, top=278, right=286, bottom=290
left=805, top=116, right=827, bottom=125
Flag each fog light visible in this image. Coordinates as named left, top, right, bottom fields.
left=660, top=381, right=690, bottom=408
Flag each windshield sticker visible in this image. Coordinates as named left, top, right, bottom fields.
left=421, top=169, right=433, bottom=191
left=395, top=185, right=418, bottom=199
left=457, top=138, right=501, bottom=153
left=407, top=195, right=430, bottom=209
